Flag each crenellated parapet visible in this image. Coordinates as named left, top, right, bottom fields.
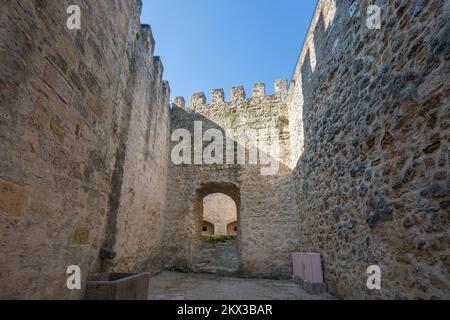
left=170, top=78, right=291, bottom=167
left=140, top=24, right=156, bottom=57
left=171, top=79, right=289, bottom=116
left=139, top=24, right=171, bottom=111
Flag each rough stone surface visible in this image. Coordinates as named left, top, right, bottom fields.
left=147, top=272, right=331, bottom=300
left=1, top=0, right=448, bottom=300
left=0, top=0, right=170, bottom=299
left=192, top=242, right=240, bottom=275
left=287, top=0, right=450, bottom=299
left=164, top=84, right=300, bottom=279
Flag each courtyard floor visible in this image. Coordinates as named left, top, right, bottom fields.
left=147, top=271, right=331, bottom=300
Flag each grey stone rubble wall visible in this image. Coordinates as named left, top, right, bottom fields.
left=0, top=0, right=170, bottom=299
left=164, top=82, right=300, bottom=278
left=287, top=0, right=450, bottom=299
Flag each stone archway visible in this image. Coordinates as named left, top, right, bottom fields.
left=191, top=182, right=241, bottom=275
left=203, top=193, right=237, bottom=235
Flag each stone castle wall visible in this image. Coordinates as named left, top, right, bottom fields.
left=163, top=83, right=300, bottom=278
left=1, top=0, right=448, bottom=300
left=287, top=0, right=449, bottom=299
left=0, top=0, right=170, bottom=299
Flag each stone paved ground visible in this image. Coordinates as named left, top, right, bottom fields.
left=148, top=272, right=331, bottom=300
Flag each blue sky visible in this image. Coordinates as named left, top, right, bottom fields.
left=141, top=0, right=318, bottom=103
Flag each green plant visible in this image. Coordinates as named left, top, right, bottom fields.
left=135, top=32, right=141, bottom=41
left=201, top=234, right=236, bottom=244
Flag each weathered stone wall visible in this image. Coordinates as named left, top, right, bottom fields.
left=0, top=0, right=170, bottom=299
left=287, top=0, right=449, bottom=299
left=2, top=0, right=447, bottom=301
left=101, top=27, right=171, bottom=275
left=163, top=82, right=300, bottom=278
left=203, top=193, right=237, bottom=235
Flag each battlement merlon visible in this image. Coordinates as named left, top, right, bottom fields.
left=190, top=92, right=206, bottom=110
left=173, top=96, right=185, bottom=108
left=275, top=79, right=288, bottom=98
left=172, top=79, right=288, bottom=111
left=212, top=89, right=225, bottom=104
left=153, top=56, right=164, bottom=81
left=163, top=80, right=171, bottom=107
left=140, top=24, right=167, bottom=84
left=252, top=83, right=265, bottom=97
left=140, top=24, right=156, bottom=57
left=139, top=24, right=169, bottom=111
left=232, top=86, right=246, bottom=102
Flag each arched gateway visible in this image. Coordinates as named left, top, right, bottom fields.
left=192, top=183, right=241, bottom=275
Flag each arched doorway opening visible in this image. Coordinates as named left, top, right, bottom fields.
left=202, top=193, right=237, bottom=236
left=192, top=182, right=240, bottom=274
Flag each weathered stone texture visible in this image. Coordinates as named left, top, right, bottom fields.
left=1, top=0, right=448, bottom=301
left=164, top=85, right=300, bottom=278
left=0, top=0, right=170, bottom=299
left=287, top=0, right=450, bottom=299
